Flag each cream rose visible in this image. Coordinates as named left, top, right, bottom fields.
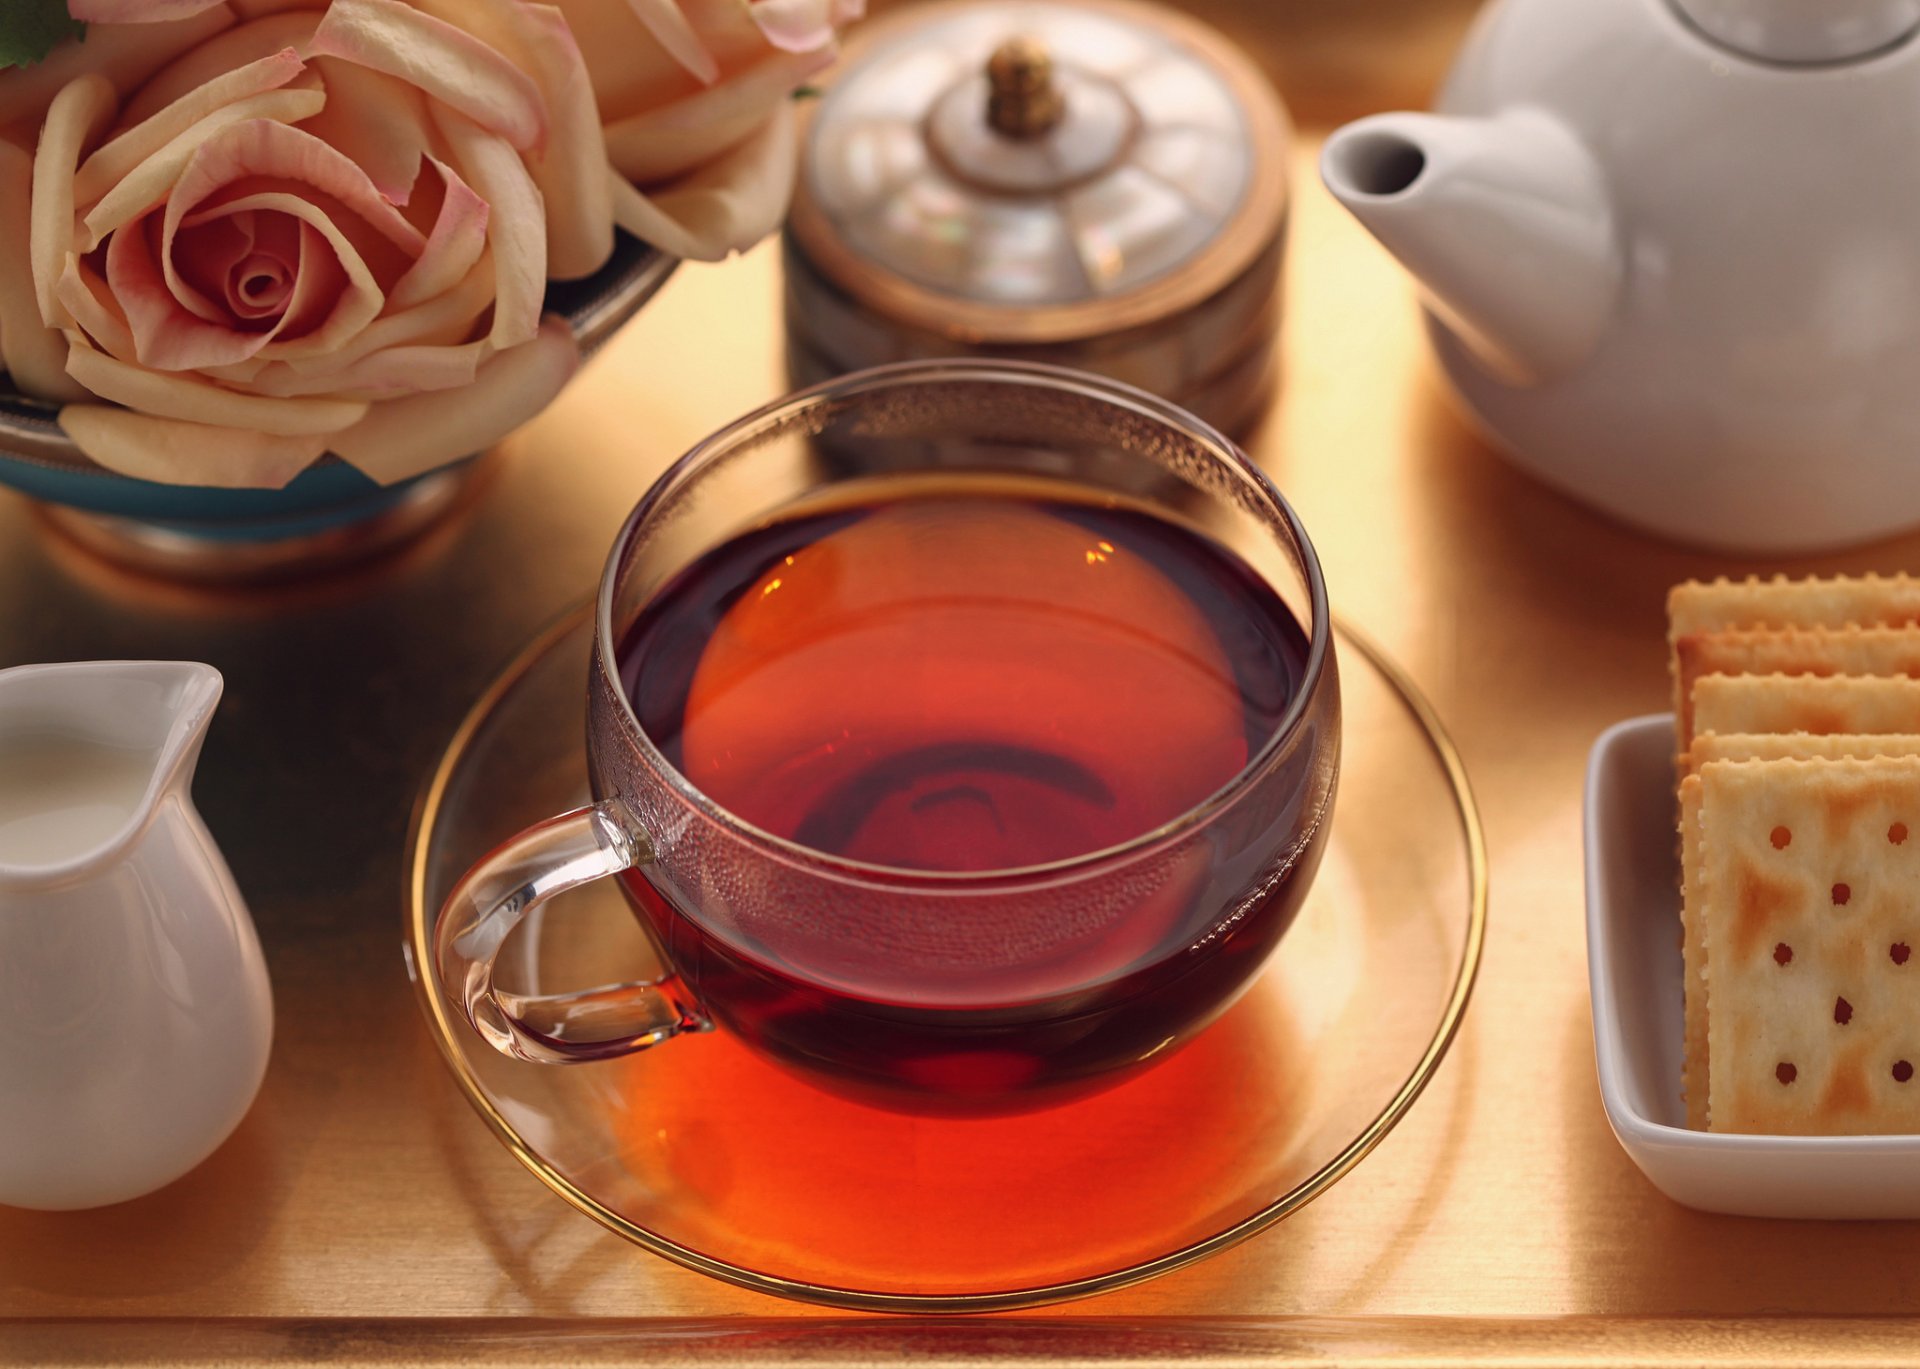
left=552, top=0, right=861, bottom=262
left=0, top=0, right=858, bottom=489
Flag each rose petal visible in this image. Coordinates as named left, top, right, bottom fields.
left=31, top=76, right=117, bottom=330
left=429, top=106, right=544, bottom=350
left=400, top=0, right=540, bottom=55
left=300, top=56, right=430, bottom=205
left=517, top=3, right=615, bottom=278
left=79, top=85, right=329, bottom=252
left=309, top=0, right=547, bottom=153
left=75, top=47, right=306, bottom=208
left=57, top=404, right=326, bottom=489
left=64, top=337, right=369, bottom=436
left=117, top=12, right=322, bottom=127
left=407, top=0, right=613, bottom=279
left=56, top=255, right=139, bottom=361
left=331, top=315, right=577, bottom=484
left=515, top=3, right=615, bottom=277
left=0, top=143, right=85, bottom=402
left=165, top=118, right=425, bottom=260
left=245, top=340, right=486, bottom=398
left=263, top=218, right=351, bottom=348
left=129, top=116, right=415, bottom=340
left=539, top=0, right=682, bottom=126
left=748, top=0, right=859, bottom=55
left=108, top=209, right=275, bottom=368
left=106, top=205, right=335, bottom=370
left=156, top=208, right=256, bottom=313
left=604, top=45, right=827, bottom=186
left=385, top=158, right=488, bottom=310
left=69, top=0, right=230, bottom=21
left=197, top=357, right=270, bottom=384
left=228, top=250, right=298, bottom=318
left=620, top=0, right=720, bottom=85
left=227, top=0, right=321, bottom=17
left=608, top=103, right=796, bottom=262
left=284, top=250, right=494, bottom=377
left=179, top=192, right=386, bottom=360
left=0, top=8, right=234, bottom=132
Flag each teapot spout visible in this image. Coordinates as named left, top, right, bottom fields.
left=1321, top=109, right=1620, bottom=385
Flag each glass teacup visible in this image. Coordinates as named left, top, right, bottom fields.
left=438, top=360, right=1339, bottom=1113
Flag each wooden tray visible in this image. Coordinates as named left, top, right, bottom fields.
left=8, top=1, right=1920, bottom=1361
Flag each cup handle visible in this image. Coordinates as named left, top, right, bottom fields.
left=435, top=799, right=708, bottom=1064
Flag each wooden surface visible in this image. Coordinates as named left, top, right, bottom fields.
left=9, top=0, right=1920, bottom=1360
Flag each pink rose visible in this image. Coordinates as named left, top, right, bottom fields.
left=0, top=0, right=859, bottom=489
left=552, top=0, right=861, bottom=262
left=0, top=0, right=612, bottom=486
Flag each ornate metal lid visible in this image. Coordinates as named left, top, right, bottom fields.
left=788, top=0, right=1289, bottom=345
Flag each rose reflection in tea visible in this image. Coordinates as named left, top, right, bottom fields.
left=615, top=485, right=1328, bottom=1111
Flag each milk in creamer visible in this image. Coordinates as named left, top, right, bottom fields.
left=0, top=734, right=155, bottom=868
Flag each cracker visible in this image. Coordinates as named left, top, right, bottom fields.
left=1685, top=732, right=1920, bottom=774
left=1679, top=772, right=1708, bottom=1127
left=1677, top=734, right=1920, bottom=1129
left=1669, top=574, right=1920, bottom=638
left=1667, top=576, right=1920, bottom=732
left=1691, top=673, right=1920, bottom=741
left=1698, top=757, right=1920, bottom=1134
left=1674, top=628, right=1920, bottom=751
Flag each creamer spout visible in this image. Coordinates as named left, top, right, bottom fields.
left=0, top=661, right=223, bottom=882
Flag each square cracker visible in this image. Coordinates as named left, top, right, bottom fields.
left=1680, top=773, right=1708, bottom=1127
left=1686, top=733, right=1920, bottom=775
left=1692, top=673, right=1920, bottom=740
left=1667, top=576, right=1920, bottom=732
left=1669, top=574, right=1920, bottom=638
left=1678, top=735, right=1920, bottom=1130
left=1699, top=757, right=1920, bottom=1134
left=1673, top=627, right=1920, bottom=753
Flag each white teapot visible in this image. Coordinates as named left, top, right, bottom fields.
left=1322, top=0, right=1920, bottom=553
left=0, top=661, right=272, bottom=1210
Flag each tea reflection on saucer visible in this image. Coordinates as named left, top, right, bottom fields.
left=604, top=920, right=1316, bottom=1292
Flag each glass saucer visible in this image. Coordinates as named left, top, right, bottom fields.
left=405, top=606, right=1486, bottom=1312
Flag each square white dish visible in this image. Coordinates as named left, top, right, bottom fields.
left=1585, top=714, right=1920, bottom=1218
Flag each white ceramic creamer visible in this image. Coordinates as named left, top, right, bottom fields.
left=0, top=661, right=272, bottom=1210
left=1322, top=0, right=1920, bottom=553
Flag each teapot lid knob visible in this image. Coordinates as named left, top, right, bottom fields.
left=1671, top=0, right=1920, bottom=63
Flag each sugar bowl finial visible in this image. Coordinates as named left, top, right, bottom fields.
left=987, top=36, right=1065, bottom=138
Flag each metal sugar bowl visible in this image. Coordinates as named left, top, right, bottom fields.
left=785, top=0, right=1292, bottom=438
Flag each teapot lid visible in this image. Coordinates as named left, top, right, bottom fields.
left=1671, top=0, right=1920, bottom=63
left=788, top=0, right=1289, bottom=345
